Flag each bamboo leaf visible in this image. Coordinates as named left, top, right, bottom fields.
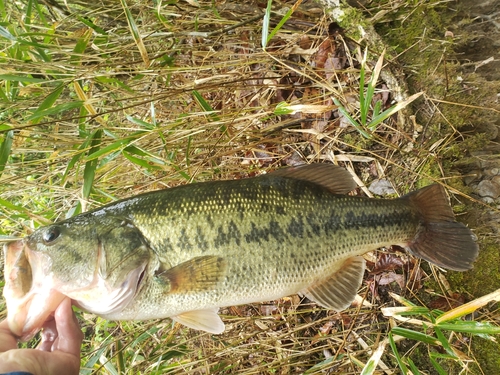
left=122, top=150, right=163, bottom=170
left=0, top=197, right=25, bottom=213
left=437, top=321, right=500, bottom=335
left=71, top=28, right=93, bottom=64
left=29, top=83, right=64, bottom=123
left=86, top=138, right=133, bottom=161
left=120, top=0, right=150, bottom=66
left=27, top=100, right=84, bottom=122
left=0, top=130, right=13, bottom=178
left=390, top=327, right=440, bottom=346
left=126, top=114, right=155, bottom=130
left=434, top=326, right=457, bottom=358
left=0, top=74, right=46, bottom=83
left=124, top=145, right=165, bottom=165
left=436, top=288, right=500, bottom=324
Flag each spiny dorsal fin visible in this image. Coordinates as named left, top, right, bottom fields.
left=301, top=256, right=365, bottom=311
left=270, top=164, right=357, bottom=194
left=404, top=184, right=478, bottom=271
left=172, top=308, right=225, bottom=334
left=158, top=256, right=227, bottom=293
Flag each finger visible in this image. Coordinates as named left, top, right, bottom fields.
left=0, top=319, right=19, bottom=352
left=53, top=298, right=83, bottom=356
left=38, top=315, right=57, bottom=352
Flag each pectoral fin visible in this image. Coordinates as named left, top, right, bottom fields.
left=158, top=255, right=227, bottom=293
left=301, top=256, right=365, bottom=311
left=172, top=308, right=225, bottom=334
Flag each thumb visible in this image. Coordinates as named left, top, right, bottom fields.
left=53, top=298, right=83, bottom=356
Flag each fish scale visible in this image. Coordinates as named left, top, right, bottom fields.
left=3, top=164, right=478, bottom=339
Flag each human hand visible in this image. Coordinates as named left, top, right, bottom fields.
left=0, top=298, right=83, bottom=375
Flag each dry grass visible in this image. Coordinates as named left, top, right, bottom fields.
left=1, top=0, right=498, bottom=374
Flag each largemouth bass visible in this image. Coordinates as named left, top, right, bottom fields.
left=3, top=164, right=478, bottom=340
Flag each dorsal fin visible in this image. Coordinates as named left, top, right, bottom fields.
left=270, top=164, right=357, bottom=194
left=301, top=256, right=365, bottom=311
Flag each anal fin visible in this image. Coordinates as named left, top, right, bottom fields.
left=172, top=308, right=225, bottom=334
left=301, top=256, right=365, bottom=311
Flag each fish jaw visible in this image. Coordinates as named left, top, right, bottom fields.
left=3, top=240, right=66, bottom=341
left=69, top=259, right=148, bottom=316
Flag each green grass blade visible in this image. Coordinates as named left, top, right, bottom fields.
left=373, top=99, right=382, bottom=119
left=406, top=358, right=422, bottom=375
left=74, top=15, right=107, bottom=35
left=0, top=25, right=16, bottom=41
left=0, top=129, right=13, bottom=178
left=359, top=49, right=367, bottom=125
left=71, top=28, right=92, bottom=64
left=388, top=332, right=409, bottom=375
left=262, top=0, right=273, bottom=48
left=122, top=149, right=164, bottom=170
left=429, top=353, right=449, bottom=375
left=0, top=86, right=9, bottom=102
left=192, top=90, right=220, bottom=122
left=364, top=50, right=384, bottom=113
left=266, top=1, right=301, bottom=46
left=368, top=91, right=423, bottom=130
left=274, top=101, right=294, bottom=115
left=333, top=98, right=371, bottom=139
left=360, top=339, right=387, bottom=375
left=83, top=129, right=102, bottom=199
left=80, top=344, right=109, bottom=375
left=62, top=141, right=91, bottom=182
left=116, top=338, right=125, bottom=374
left=102, top=359, right=118, bottom=375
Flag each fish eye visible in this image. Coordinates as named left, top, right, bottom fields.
left=42, top=226, right=61, bottom=244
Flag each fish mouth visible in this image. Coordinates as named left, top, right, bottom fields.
left=3, top=240, right=66, bottom=341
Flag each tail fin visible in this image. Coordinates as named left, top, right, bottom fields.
left=404, top=184, right=478, bottom=271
